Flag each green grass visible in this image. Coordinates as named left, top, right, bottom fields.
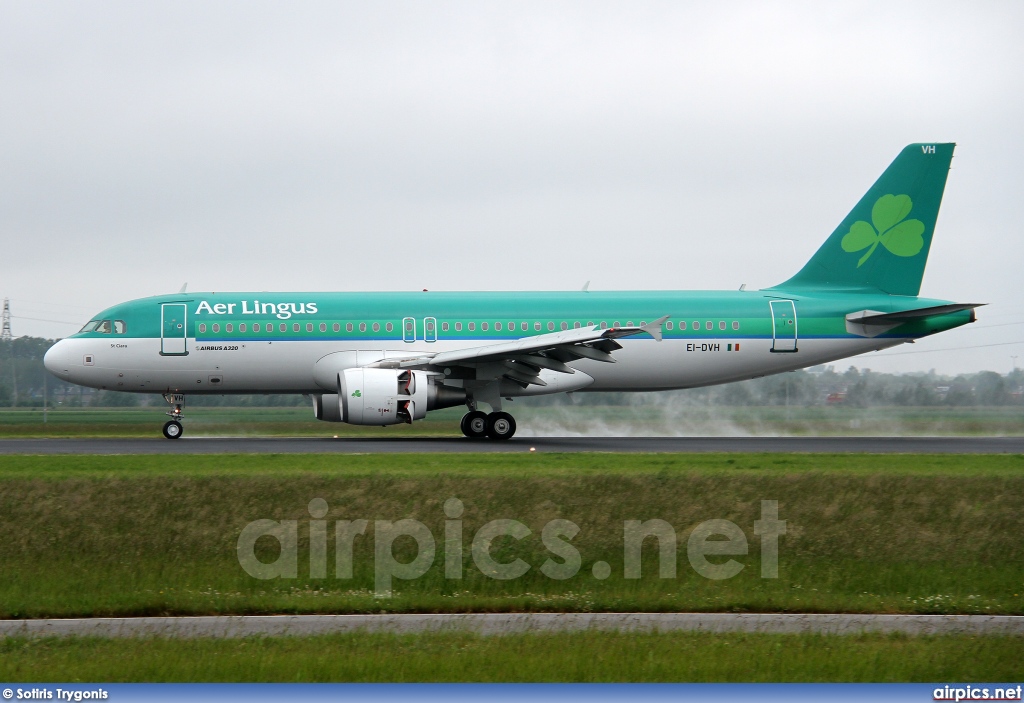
left=0, top=453, right=1022, bottom=618
left=0, top=407, right=464, bottom=438
left=1, top=632, right=1022, bottom=682
left=0, top=404, right=1020, bottom=437
left=2, top=452, right=1023, bottom=478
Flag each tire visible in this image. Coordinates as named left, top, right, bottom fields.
left=162, top=420, right=183, bottom=439
left=485, top=412, right=516, bottom=440
left=460, top=411, right=488, bottom=439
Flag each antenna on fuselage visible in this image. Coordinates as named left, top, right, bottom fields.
left=581, top=281, right=590, bottom=292
left=178, top=282, right=188, bottom=294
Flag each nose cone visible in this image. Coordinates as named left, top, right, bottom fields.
left=43, top=340, right=72, bottom=380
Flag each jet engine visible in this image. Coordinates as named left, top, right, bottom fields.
left=312, top=368, right=466, bottom=425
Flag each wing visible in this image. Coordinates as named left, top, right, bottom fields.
left=373, top=315, right=669, bottom=387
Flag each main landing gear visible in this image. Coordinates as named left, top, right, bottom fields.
left=162, top=393, right=185, bottom=440
left=460, top=410, right=517, bottom=440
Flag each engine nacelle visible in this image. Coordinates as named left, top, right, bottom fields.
left=313, top=369, right=467, bottom=424
left=312, top=393, right=343, bottom=422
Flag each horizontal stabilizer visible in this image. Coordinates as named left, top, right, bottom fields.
left=845, top=303, right=982, bottom=338
left=848, top=303, right=983, bottom=325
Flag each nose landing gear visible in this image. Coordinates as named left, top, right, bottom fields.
left=460, top=410, right=517, bottom=440
left=162, top=393, right=185, bottom=440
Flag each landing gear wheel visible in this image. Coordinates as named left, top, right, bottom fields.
left=162, top=420, right=183, bottom=439
left=485, top=412, right=516, bottom=440
left=461, top=411, right=489, bottom=439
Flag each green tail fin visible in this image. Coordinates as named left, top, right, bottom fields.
left=775, top=143, right=954, bottom=296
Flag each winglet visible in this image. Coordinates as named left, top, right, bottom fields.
left=640, top=315, right=670, bottom=342
left=178, top=282, right=188, bottom=294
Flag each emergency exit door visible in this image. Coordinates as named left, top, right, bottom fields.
left=769, top=300, right=798, bottom=353
left=161, top=303, right=188, bottom=355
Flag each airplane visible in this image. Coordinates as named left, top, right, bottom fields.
left=43, top=143, right=980, bottom=440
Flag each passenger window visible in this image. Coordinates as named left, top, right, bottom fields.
left=719, top=321, right=726, bottom=330
left=97, top=320, right=112, bottom=334
left=666, top=321, right=673, bottom=330
left=481, top=322, right=489, bottom=331
left=293, top=323, right=300, bottom=332
left=521, top=322, right=528, bottom=331
left=307, top=323, right=313, bottom=332
left=346, top=323, right=353, bottom=332
left=212, top=323, right=220, bottom=333
left=240, top=323, right=247, bottom=332
left=114, top=320, right=127, bottom=334
left=495, top=322, right=502, bottom=331
left=253, top=323, right=260, bottom=332
left=534, top=322, right=541, bottom=331
left=573, top=322, right=581, bottom=329
left=226, top=323, right=233, bottom=333
left=442, top=322, right=449, bottom=332
left=561, top=322, right=568, bottom=330
left=319, top=323, right=326, bottom=332
left=733, top=321, right=740, bottom=330
left=548, top=322, right=555, bottom=331
left=627, top=321, right=634, bottom=327
left=600, top=321, right=607, bottom=329
left=386, top=322, right=394, bottom=332
left=359, top=323, right=366, bottom=332
left=455, top=322, right=463, bottom=331
left=613, top=321, right=620, bottom=328
left=333, top=323, right=340, bottom=332
left=372, top=322, right=380, bottom=332
left=706, top=321, right=713, bottom=330
left=509, top=321, right=515, bottom=331
left=280, top=323, right=287, bottom=332
left=199, top=323, right=207, bottom=333
left=692, top=321, right=699, bottom=330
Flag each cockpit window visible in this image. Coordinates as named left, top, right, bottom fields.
left=79, top=320, right=101, bottom=333
left=96, top=320, right=112, bottom=334
left=114, top=320, right=127, bottom=334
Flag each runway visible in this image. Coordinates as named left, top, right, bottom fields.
left=1, top=436, right=1023, bottom=454
left=1, top=613, right=1021, bottom=638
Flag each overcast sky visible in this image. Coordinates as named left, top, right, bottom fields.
left=2, top=1, right=1022, bottom=374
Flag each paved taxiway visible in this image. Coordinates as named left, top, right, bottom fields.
left=1, top=436, right=1023, bottom=454
left=2, top=613, right=1021, bottom=638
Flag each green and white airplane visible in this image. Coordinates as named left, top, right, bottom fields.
left=44, top=143, right=979, bottom=440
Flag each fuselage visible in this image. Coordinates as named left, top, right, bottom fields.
left=43, top=288, right=973, bottom=397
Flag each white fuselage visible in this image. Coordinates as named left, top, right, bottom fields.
left=44, top=334, right=904, bottom=396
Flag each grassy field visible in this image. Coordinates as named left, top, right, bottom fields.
left=0, top=404, right=1021, bottom=437
left=0, top=406, right=464, bottom=438
left=2, top=631, right=1022, bottom=682
left=0, top=453, right=1021, bottom=618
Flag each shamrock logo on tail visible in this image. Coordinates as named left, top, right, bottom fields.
left=351, top=390, right=362, bottom=398
left=841, top=194, right=925, bottom=267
